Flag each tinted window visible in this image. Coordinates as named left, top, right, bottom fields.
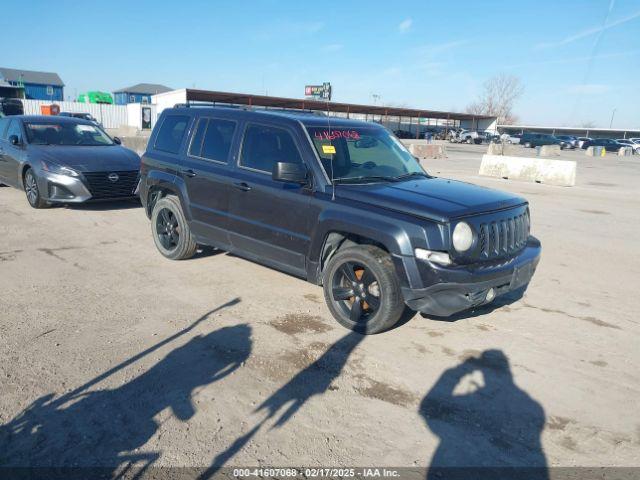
left=155, top=115, right=189, bottom=154
left=240, top=124, right=302, bottom=173
left=189, top=117, right=236, bottom=163
left=6, top=120, right=22, bottom=141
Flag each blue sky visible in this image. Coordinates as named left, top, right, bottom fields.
left=3, top=0, right=639, bottom=127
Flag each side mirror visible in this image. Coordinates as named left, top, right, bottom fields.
left=9, top=135, right=21, bottom=146
left=272, top=162, right=308, bottom=184
left=113, top=137, right=122, bottom=145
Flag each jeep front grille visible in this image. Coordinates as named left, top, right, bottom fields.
left=478, top=211, right=529, bottom=259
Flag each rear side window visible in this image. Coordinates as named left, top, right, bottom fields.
left=189, top=117, right=236, bottom=163
left=154, top=115, right=189, bottom=154
left=240, top=124, right=303, bottom=173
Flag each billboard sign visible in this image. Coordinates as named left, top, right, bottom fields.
left=305, top=82, right=332, bottom=101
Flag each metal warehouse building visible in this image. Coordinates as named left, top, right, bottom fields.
left=113, top=83, right=172, bottom=105
left=0, top=67, right=64, bottom=101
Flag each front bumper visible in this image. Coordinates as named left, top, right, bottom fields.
left=38, top=171, right=92, bottom=203
left=402, top=237, right=541, bottom=317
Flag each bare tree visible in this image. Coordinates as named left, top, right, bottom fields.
left=466, top=74, right=524, bottom=124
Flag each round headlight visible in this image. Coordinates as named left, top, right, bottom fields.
left=452, top=222, right=474, bottom=252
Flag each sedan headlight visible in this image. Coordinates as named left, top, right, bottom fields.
left=452, top=221, right=474, bottom=252
left=41, top=160, right=80, bottom=177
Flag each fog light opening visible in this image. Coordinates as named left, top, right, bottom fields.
left=485, top=288, right=496, bottom=303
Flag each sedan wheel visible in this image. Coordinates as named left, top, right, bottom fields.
left=23, top=168, right=48, bottom=209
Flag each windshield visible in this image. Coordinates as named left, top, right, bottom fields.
left=306, top=125, right=425, bottom=183
left=25, top=122, right=114, bottom=146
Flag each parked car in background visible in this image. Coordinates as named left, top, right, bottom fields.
left=393, top=129, right=414, bottom=139
left=577, top=137, right=592, bottom=148
left=59, top=112, right=102, bottom=127
left=448, top=129, right=483, bottom=144
left=520, top=132, right=564, bottom=149
left=500, top=133, right=521, bottom=144
left=616, top=139, right=640, bottom=154
left=555, top=135, right=578, bottom=149
left=0, top=115, right=140, bottom=208
left=582, top=138, right=628, bottom=153
left=0, top=98, right=24, bottom=117
left=139, top=106, right=541, bottom=334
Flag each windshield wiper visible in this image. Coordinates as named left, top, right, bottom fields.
left=393, top=171, right=431, bottom=181
left=333, top=175, right=398, bottom=184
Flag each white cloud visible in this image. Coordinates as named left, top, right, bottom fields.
left=398, top=18, right=413, bottom=33
left=411, top=40, right=469, bottom=57
left=567, top=84, right=611, bottom=95
left=535, top=10, right=640, bottom=49
left=321, top=44, right=343, bottom=53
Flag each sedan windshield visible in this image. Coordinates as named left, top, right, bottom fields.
left=306, top=125, right=425, bottom=183
left=25, top=122, right=114, bottom=146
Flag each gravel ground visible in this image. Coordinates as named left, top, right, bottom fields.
left=0, top=144, right=638, bottom=476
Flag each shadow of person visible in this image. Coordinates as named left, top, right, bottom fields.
left=200, top=331, right=364, bottom=479
left=420, top=350, right=548, bottom=480
left=0, top=322, right=252, bottom=476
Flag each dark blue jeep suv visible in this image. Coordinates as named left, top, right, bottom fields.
left=139, top=106, right=541, bottom=334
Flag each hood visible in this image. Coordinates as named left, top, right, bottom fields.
left=32, top=145, right=140, bottom=172
left=337, top=177, right=526, bottom=222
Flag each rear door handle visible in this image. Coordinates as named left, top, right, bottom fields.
left=233, top=182, right=251, bottom=192
left=181, top=169, right=197, bottom=178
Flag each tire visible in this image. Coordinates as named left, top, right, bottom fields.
left=466, top=137, right=473, bottom=144
left=23, top=168, right=49, bottom=209
left=151, top=194, right=197, bottom=260
left=524, top=141, right=532, bottom=148
left=323, top=245, right=405, bottom=334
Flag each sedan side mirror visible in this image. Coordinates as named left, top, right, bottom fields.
left=9, top=135, right=22, bottom=146
left=113, top=136, right=122, bottom=145
left=272, top=162, right=308, bottom=184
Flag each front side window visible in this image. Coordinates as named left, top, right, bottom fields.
left=240, top=124, right=302, bottom=173
left=24, top=122, right=113, bottom=146
left=306, top=125, right=424, bottom=182
left=154, top=115, right=189, bottom=154
left=6, top=120, right=22, bottom=142
left=189, top=118, right=236, bottom=163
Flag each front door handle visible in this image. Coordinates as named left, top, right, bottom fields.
left=233, top=182, right=251, bottom=192
left=181, top=169, right=197, bottom=178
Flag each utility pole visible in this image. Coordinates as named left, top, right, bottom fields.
left=609, top=108, right=616, bottom=129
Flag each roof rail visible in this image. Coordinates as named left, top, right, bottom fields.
left=173, top=102, right=251, bottom=110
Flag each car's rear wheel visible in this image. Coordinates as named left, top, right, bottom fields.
left=151, top=195, right=197, bottom=260
left=524, top=141, right=532, bottom=148
left=323, top=245, right=405, bottom=334
left=23, top=168, right=49, bottom=209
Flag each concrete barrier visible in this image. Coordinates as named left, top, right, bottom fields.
left=618, top=146, right=634, bottom=156
left=479, top=154, right=576, bottom=187
left=120, top=136, right=149, bottom=155
left=486, top=143, right=521, bottom=156
left=586, top=146, right=606, bottom=157
left=539, top=145, right=561, bottom=157
left=408, top=143, right=447, bottom=159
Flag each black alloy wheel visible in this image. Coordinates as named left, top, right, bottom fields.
left=151, top=195, right=197, bottom=260
left=323, top=245, right=407, bottom=334
left=331, top=261, right=381, bottom=324
left=156, top=207, right=180, bottom=251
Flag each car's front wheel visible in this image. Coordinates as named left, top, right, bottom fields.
left=23, top=168, right=49, bottom=209
left=151, top=195, right=197, bottom=260
left=323, top=245, right=406, bottom=334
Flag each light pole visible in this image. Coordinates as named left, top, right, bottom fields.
left=609, top=108, right=616, bottom=129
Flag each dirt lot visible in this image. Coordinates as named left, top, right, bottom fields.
left=1, top=144, right=639, bottom=475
